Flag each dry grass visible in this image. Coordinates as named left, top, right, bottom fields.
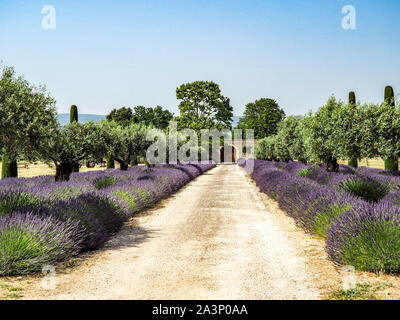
left=0, top=161, right=120, bottom=178
left=339, top=158, right=390, bottom=170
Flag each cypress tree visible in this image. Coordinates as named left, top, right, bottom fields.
left=106, top=157, right=115, bottom=169
left=348, top=91, right=358, bottom=168
left=385, top=86, right=395, bottom=106
left=70, top=105, right=80, bottom=172
left=70, top=105, right=78, bottom=123
left=383, top=86, right=398, bottom=171
left=1, top=152, right=17, bottom=178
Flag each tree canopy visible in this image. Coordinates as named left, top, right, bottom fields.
left=39, top=121, right=104, bottom=181
left=176, top=81, right=233, bottom=130
left=274, top=116, right=306, bottom=163
left=106, top=107, right=134, bottom=127
left=98, top=121, right=151, bottom=170
left=134, top=105, right=173, bottom=129
left=236, top=98, right=285, bottom=139
left=0, top=65, right=58, bottom=163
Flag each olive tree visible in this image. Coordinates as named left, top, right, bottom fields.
left=330, top=101, right=363, bottom=168
left=0, top=65, right=57, bottom=178
left=359, top=101, right=400, bottom=171
left=302, top=97, right=342, bottom=172
left=39, top=121, right=104, bottom=181
left=255, top=135, right=277, bottom=161
left=274, top=116, right=307, bottom=163
left=99, top=121, right=151, bottom=170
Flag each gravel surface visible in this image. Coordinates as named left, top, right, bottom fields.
left=22, top=165, right=320, bottom=300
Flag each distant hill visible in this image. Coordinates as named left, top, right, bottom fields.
left=57, top=113, right=106, bottom=126
left=57, top=113, right=241, bottom=128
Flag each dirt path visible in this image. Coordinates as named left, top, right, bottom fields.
left=21, top=165, right=320, bottom=300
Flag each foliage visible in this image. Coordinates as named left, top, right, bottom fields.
left=1, top=153, right=17, bottom=179
left=98, top=121, right=150, bottom=170
left=297, top=168, right=312, bottom=177
left=0, top=212, right=82, bottom=276
left=134, top=105, right=173, bottom=129
left=327, top=203, right=400, bottom=273
left=106, top=107, right=133, bottom=127
left=254, top=135, right=277, bottom=160
left=274, top=116, right=307, bottom=162
left=236, top=98, right=285, bottom=139
left=176, top=81, right=233, bottom=130
left=240, top=159, right=400, bottom=273
left=0, top=65, right=57, bottom=174
left=302, top=97, right=342, bottom=172
left=106, top=157, right=115, bottom=169
left=70, top=105, right=78, bottom=123
left=39, top=121, right=104, bottom=181
left=339, top=177, right=389, bottom=203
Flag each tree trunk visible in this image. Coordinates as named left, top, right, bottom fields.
left=55, top=162, right=74, bottom=181
left=326, top=156, right=339, bottom=172
left=1, top=153, right=18, bottom=178
left=119, top=162, right=129, bottom=171
left=72, top=161, right=80, bottom=173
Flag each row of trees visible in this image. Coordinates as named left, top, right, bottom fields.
left=0, top=66, right=155, bottom=181
left=255, top=86, right=398, bottom=172
left=0, top=67, right=242, bottom=180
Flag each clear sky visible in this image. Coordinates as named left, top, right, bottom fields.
left=0, top=0, right=399, bottom=116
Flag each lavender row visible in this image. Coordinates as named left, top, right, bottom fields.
left=240, top=159, right=400, bottom=273
left=0, top=162, right=216, bottom=276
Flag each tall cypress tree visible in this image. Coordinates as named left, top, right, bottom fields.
left=1, top=151, right=17, bottom=179
left=70, top=105, right=80, bottom=172
left=70, top=105, right=78, bottom=123
left=383, top=86, right=398, bottom=171
left=348, top=91, right=358, bottom=168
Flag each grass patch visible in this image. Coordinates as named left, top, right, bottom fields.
left=94, top=176, right=118, bottom=190
left=297, top=168, right=312, bottom=177
left=340, top=177, right=388, bottom=203
left=330, top=283, right=393, bottom=300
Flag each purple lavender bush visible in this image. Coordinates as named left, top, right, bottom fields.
left=0, top=162, right=216, bottom=275
left=240, top=159, right=400, bottom=272
left=0, top=212, right=84, bottom=276
left=327, top=202, right=400, bottom=272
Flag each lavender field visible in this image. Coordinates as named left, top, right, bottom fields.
left=240, top=159, right=400, bottom=273
left=0, top=162, right=216, bottom=276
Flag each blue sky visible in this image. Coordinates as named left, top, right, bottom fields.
left=0, top=0, right=399, bottom=116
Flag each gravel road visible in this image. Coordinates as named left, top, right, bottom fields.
left=24, top=165, right=320, bottom=300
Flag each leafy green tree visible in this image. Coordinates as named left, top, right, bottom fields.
left=255, top=135, right=277, bottom=161
left=236, top=98, right=285, bottom=139
left=106, top=107, right=134, bottom=127
left=39, top=122, right=103, bottom=181
left=302, top=97, right=341, bottom=172
left=274, top=116, right=307, bottom=163
left=105, top=107, right=135, bottom=168
left=331, top=99, right=364, bottom=168
left=0, top=65, right=57, bottom=178
left=176, top=81, right=233, bottom=130
left=134, top=105, right=173, bottom=129
left=364, top=101, right=400, bottom=171
left=99, top=121, right=150, bottom=170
